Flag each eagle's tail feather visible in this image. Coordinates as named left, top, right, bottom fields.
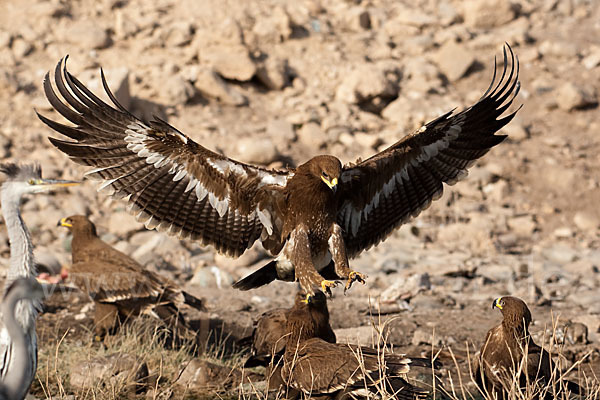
left=232, top=260, right=278, bottom=291
left=182, top=290, right=206, bottom=311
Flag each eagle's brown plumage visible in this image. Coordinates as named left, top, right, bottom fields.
left=282, top=306, right=439, bottom=399
left=58, top=215, right=205, bottom=337
left=474, top=296, right=582, bottom=399
left=39, top=45, right=520, bottom=296
left=245, top=291, right=336, bottom=367
left=243, top=291, right=335, bottom=394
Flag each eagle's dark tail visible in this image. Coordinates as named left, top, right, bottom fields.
left=232, top=260, right=278, bottom=291
left=409, top=357, right=443, bottom=370
left=182, top=290, right=207, bottom=311
left=564, top=380, right=583, bottom=396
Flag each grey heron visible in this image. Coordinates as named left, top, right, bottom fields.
left=0, top=278, right=47, bottom=400
left=0, top=163, right=78, bottom=400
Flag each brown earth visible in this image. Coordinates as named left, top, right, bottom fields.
left=1, top=0, right=600, bottom=398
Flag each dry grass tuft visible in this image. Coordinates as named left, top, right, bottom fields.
left=33, top=315, right=243, bottom=400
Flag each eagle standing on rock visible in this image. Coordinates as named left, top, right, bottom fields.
left=38, top=45, right=520, bottom=296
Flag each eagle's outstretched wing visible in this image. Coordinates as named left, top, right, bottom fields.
left=338, top=44, right=520, bottom=258
left=38, top=58, right=290, bottom=257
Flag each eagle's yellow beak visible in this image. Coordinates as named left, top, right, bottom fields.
left=321, top=176, right=338, bottom=190
left=493, top=298, right=502, bottom=310
left=58, top=217, right=72, bottom=228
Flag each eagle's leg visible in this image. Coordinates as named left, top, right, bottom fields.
left=93, top=301, right=119, bottom=341
left=291, top=226, right=338, bottom=296
left=330, top=224, right=367, bottom=292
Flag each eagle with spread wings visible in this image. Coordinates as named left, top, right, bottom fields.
left=38, top=45, right=520, bottom=296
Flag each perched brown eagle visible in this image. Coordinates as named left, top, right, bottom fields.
left=38, top=45, right=520, bottom=296
left=281, top=302, right=440, bottom=399
left=58, top=215, right=206, bottom=338
left=242, top=291, right=335, bottom=394
left=473, top=296, right=582, bottom=399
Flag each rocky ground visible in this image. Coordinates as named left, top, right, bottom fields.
left=1, top=0, right=600, bottom=398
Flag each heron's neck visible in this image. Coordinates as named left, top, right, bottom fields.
left=0, top=292, right=30, bottom=398
left=1, top=193, right=36, bottom=284
left=1, top=192, right=38, bottom=330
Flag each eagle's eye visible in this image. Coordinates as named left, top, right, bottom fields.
left=322, top=171, right=329, bottom=178
left=500, top=299, right=505, bottom=307
left=28, top=179, right=35, bottom=185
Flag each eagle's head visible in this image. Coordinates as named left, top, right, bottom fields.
left=305, top=155, right=342, bottom=191
left=58, top=215, right=98, bottom=237
left=493, top=296, right=532, bottom=330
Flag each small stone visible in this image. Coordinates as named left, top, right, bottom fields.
left=553, top=227, right=573, bottom=238
left=11, top=38, right=33, bottom=58
left=200, top=44, right=256, bottom=81
left=256, top=56, right=289, bottom=90
left=503, top=121, right=529, bottom=141
left=538, top=40, right=579, bottom=58
left=336, top=64, right=397, bottom=104
left=65, top=22, right=110, bottom=49
left=582, top=47, right=600, bottom=69
left=353, top=132, right=380, bottom=149
left=70, top=353, right=148, bottom=392
left=234, top=137, right=279, bottom=165
left=507, top=214, right=537, bottom=237
left=266, top=118, right=296, bottom=142
left=176, top=359, right=241, bottom=390
left=381, top=273, right=431, bottom=302
left=568, top=290, right=600, bottom=314
left=164, top=75, right=195, bottom=105
left=542, top=244, right=578, bottom=265
left=556, top=82, right=598, bottom=111
left=432, top=41, right=476, bottom=82
left=480, top=264, right=514, bottom=282
left=194, top=67, right=247, bottom=106
left=496, top=233, right=518, bottom=248
left=573, top=211, right=599, bottom=232
left=462, top=0, right=517, bottom=29
left=394, top=6, right=436, bottom=28
left=190, top=266, right=233, bottom=288
left=0, top=31, right=11, bottom=48
left=565, top=322, right=589, bottom=345
left=343, top=7, right=371, bottom=31
left=165, top=22, right=193, bottom=47
left=412, top=329, right=442, bottom=347
left=297, top=122, right=325, bottom=149
left=252, top=7, right=292, bottom=43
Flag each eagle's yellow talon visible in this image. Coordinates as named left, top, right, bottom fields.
left=320, top=279, right=338, bottom=296
left=345, top=271, right=367, bottom=293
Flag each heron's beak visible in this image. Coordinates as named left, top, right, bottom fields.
left=493, top=298, right=502, bottom=310
left=58, top=217, right=72, bottom=228
left=321, top=176, right=338, bottom=192
left=42, top=178, right=81, bottom=188
left=34, top=178, right=80, bottom=193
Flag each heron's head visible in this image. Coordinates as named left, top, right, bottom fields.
left=0, top=163, right=79, bottom=199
